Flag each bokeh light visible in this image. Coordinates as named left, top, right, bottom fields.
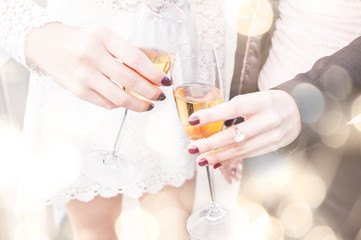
left=317, top=110, right=344, bottom=136
left=350, top=95, right=361, bottom=130
left=321, top=65, right=353, bottom=101
left=279, top=201, right=313, bottom=238
left=264, top=217, right=284, bottom=240
left=235, top=197, right=286, bottom=239
left=242, top=157, right=291, bottom=204
left=0, top=122, right=23, bottom=186
left=225, top=0, right=273, bottom=37
left=291, top=83, right=324, bottom=123
left=118, top=208, right=159, bottom=240
left=320, top=123, right=349, bottom=149
left=19, top=142, right=81, bottom=208
left=304, top=226, right=336, bottom=240
left=13, top=222, right=48, bottom=240
left=229, top=206, right=250, bottom=236
left=291, top=174, right=326, bottom=209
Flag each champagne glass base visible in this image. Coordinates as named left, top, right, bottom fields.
left=82, top=150, right=138, bottom=189
left=187, top=204, right=248, bottom=240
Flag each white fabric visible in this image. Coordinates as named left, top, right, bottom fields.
left=0, top=0, right=226, bottom=206
left=0, top=48, right=11, bottom=67
left=258, top=0, right=361, bottom=90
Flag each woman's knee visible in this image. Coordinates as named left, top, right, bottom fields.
left=65, top=195, right=122, bottom=240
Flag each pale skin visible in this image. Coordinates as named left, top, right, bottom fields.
left=186, top=90, right=302, bottom=182
left=66, top=178, right=195, bottom=240
left=26, top=22, right=171, bottom=111
left=26, top=22, right=193, bottom=239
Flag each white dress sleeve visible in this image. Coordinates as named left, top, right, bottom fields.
left=0, top=0, right=57, bottom=70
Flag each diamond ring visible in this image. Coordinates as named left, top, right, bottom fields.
left=231, top=168, right=237, bottom=175
left=232, top=125, right=246, bottom=143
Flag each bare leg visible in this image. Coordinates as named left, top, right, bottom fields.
left=139, top=177, right=196, bottom=240
left=65, top=195, right=122, bottom=240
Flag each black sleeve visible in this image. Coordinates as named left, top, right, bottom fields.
left=273, top=36, right=361, bottom=154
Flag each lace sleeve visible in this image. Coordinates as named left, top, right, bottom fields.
left=189, top=0, right=226, bottom=81
left=0, top=0, right=57, bottom=70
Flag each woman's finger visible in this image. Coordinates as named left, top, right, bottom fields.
left=220, top=166, right=232, bottom=184
left=101, top=27, right=172, bottom=86
left=95, top=51, right=166, bottom=102
left=230, top=161, right=242, bottom=181
left=188, top=111, right=275, bottom=154
left=88, top=70, right=154, bottom=112
left=78, top=89, right=118, bottom=109
left=196, top=127, right=283, bottom=166
left=188, top=92, right=270, bottom=126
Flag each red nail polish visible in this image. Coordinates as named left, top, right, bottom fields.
left=188, top=145, right=199, bottom=154
left=161, top=77, right=172, bottom=86
left=157, top=92, right=166, bottom=101
left=188, top=116, right=200, bottom=125
left=214, top=163, right=221, bottom=169
left=146, top=103, right=154, bottom=111
left=198, top=158, right=208, bottom=166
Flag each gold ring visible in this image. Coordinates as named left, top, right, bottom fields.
left=232, top=125, right=246, bottom=143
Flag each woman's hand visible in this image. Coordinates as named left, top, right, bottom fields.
left=25, top=23, right=171, bottom=111
left=219, top=159, right=242, bottom=184
left=187, top=90, right=302, bottom=167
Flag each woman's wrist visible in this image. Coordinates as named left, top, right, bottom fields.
left=25, top=22, right=73, bottom=72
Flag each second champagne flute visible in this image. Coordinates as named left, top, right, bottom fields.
left=171, top=43, right=237, bottom=240
left=82, top=0, right=186, bottom=189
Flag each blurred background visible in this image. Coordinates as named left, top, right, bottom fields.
left=1, top=0, right=361, bottom=239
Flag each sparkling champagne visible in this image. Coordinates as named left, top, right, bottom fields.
left=125, top=48, right=170, bottom=100
left=174, top=83, right=224, bottom=140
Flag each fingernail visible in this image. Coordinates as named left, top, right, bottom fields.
left=188, top=145, right=199, bottom=154
left=157, top=92, right=166, bottom=101
left=188, top=116, right=200, bottom=125
left=198, top=158, right=208, bottom=166
left=161, top=77, right=172, bottom=86
left=146, top=103, right=154, bottom=111
left=214, top=163, right=221, bottom=169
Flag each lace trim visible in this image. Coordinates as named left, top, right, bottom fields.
left=0, top=0, right=58, bottom=72
left=46, top=167, right=195, bottom=205
left=58, top=0, right=186, bottom=11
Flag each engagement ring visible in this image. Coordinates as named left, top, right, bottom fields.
left=232, top=125, right=246, bottom=143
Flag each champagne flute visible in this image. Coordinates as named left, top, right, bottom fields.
left=82, top=0, right=186, bottom=189
left=171, top=43, right=235, bottom=240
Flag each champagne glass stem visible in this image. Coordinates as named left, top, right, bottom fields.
left=206, top=166, right=217, bottom=204
left=112, top=109, right=129, bottom=157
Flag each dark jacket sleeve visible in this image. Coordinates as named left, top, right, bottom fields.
left=274, top=36, right=361, bottom=154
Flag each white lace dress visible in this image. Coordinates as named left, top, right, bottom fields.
left=0, top=0, right=226, bottom=207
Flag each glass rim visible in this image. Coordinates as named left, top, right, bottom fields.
left=141, top=0, right=187, bottom=24
left=170, top=42, right=216, bottom=59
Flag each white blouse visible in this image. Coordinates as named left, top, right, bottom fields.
left=258, top=0, right=361, bottom=90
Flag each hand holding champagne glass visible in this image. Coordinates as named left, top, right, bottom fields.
left=82, top=0, right=186, bottom=189
left=171, top=43, right=237, bottom=239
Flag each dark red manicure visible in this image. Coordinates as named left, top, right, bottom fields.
left=161, top=77, right=172, bottom=86
left=214, top=163, right=221, bottom=169
left=188, top=145, right=199, bottom=154
left=198, top=158, right=208, bottom=166
left=188, top=116, right=200, bottom=125
left=157, top=92, right=166, bottom=101
left=146, top=103, right=155, bottom=111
